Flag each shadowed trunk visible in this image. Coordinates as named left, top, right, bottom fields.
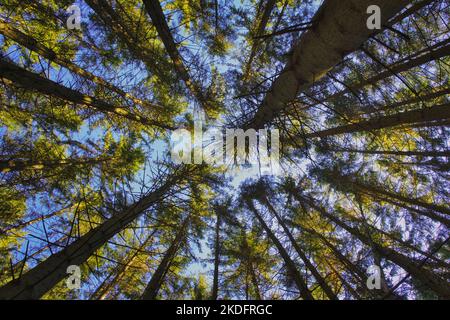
left=142, top=0, right=216, bottom=116
left=141, top=217, right=190, bottom=300
left=211, top=212, right=221, bottom=300
left=0, top=58, right=173, bottom=130
left=305, top=103, right=450, bottom=138
left=242, top=0, right=277, bottom=81
left=0, top=157, right=111, bottom=173
left=359, top=87, right=450, bottom=117
left=249, top=261, right=262, bottom=300
left=261, top=197, right=338, bottom=300
left=321, top=40, right=450, bottom=105
left=0, top=20, right=161, bottom=112
left=246, top=200, right=314, bottom=300
left=295, top=193, right=450, bottom=299
left=327, top=148, right=450, bottom=158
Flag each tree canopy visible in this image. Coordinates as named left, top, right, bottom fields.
left=0, top=0, right=449, bottom=300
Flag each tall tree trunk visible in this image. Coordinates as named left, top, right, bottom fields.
left=211, top=213, right=221, bottom=300
left=0, top=20, right=161, bottom=112
left=364, top=222, right=450, bottom=269
left=242, top=0, right=277, bottom=81
left=141, top=217, right=190, bottom=300
left=325, top=260, right=361, bottom=299
left=142, top=0, right=215, bottom=116
left=358, top=207, right=402, bottom=300
left=327, top=148, right=450, bottom=158
left=369, top=193, right=450, bottom=228
left=305, top=103, right=450, bottom=138
left=325, top=173, right=450, bottom=226
left=299, top=226, right=367, bottom=284
left=322, top=41, right=450, bottom=104
left=295, top=193, right=450, bottom=298
left=249, top=261, right=262, bottom=300
left=246, top=200, right=314, bottom=300
left=0, top=157, right=111, bottom=173
left=0, top=58, right=173, bottom=130
left=246, top=0, right=409, bottom=129
left=0, top=172, right=183, bottom=299
left=360, top=86, right=450, bottom=117
left=346, top=176, right=450, bottom=216
left=261, top=197, right=338, bottom=300
left=85, top=0, right=167, bottom=77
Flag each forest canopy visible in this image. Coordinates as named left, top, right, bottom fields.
left=0, top=0, right=449, bottom=300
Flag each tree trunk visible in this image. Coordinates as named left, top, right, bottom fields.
left=0, top=20, right=161, bottom=112
left=249, top=262, right=262, bottom=300
left=261, top=197, right=338, bottom=299
left=360, top=87, right=450, bottom=117
left=242, top=0, right=277, bottom=81
left=348, top=177, right=450, bottom=216
left=0, top=58, right=173, bottom=130
left=364, top=223, right=450, bottom=269
left=141, top=217, right=190, bottom=300
left=323, top=41, right=450, bottom=104
left=326, top=173, right=450, bottom=225
left=327, top=148, right=450, bottom=158
left=246, top=200, right=314, bottom=300
left=142, top=0, right=215, bottom=116
left=0, top=172, right=182, bottom=299
left=211, top=213, right=221, bottom=300
left=90, top=232, right=155, bottom=300
left=298, top=225, right=367, bottom=286
left=0, top=157, right=111, bottom=173
left=296, top=194, right=450, bottom=298
left=246, top=0, right=409, bottom=129
left=305, top=103, right=450, bottom=138
left=325, top=260, right=361, bottom=299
